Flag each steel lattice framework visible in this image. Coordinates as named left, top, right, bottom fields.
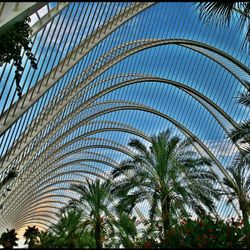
left=0, top=2, right=249, bottom=234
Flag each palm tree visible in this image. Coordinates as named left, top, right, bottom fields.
left=230, top=90, right=250, bottom=157
left=196, top=2, right=250, bottom=52
left=23, top=225, right=39, bottom=248
left=69, top=179, right=114, bottom=248
left=35, top=230, right=55, bottom=248
left=49, top=208, right=89, bottom=248
left=221, top=157, right=250, bottom=229
left=109, top=210, right=138, bottom=248
left=112, top=129, right=219, bottom=242
left=0, top=229, right=19, bottom=249
left=226, top=89, right=250, bottom=230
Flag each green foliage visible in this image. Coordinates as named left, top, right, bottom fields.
left=23, top=225, right=40, bottom=248
left=159, top=215, right=250, bottom=249
left=34, top=209, right=96, bottom=248
left=221, top=162, right=250, bottom=228
left=0, top=229, right=19, bottom=249
left=69, top=179, right=115, bottom=248
left=196, top=2, right=250, bottom=52
left=230, top=89, right=250, bottom=155
left=108, top=211, right=138, bottom=248
left=0, top=17, right=37, bottom=98
left=112, top=129, right=219, bottom=241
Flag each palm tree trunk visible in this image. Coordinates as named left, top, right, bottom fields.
left=240, top=203, right=249, bottom=229
left=95, top=217, right=102, bottom=249
left=161, top=195, right=171, bottom=242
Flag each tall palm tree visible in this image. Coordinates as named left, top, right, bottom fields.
left=35, top=230, right=55, bottom=248
left=197, top=2, right=250, bottom=52
left=112, top=129, right=219, bottom=242
left=230, top=90, right=250, bottom=157
left=69, top=179, right=114, bottom=249
left=23, top=225, right=39, bottom=248
left=49, top=208, right=88, bottom=248
left=0, top=229, right=19, bottom=249
left=227, top=89, right=250, bottom=230
left=109, top=210, right=138, bottom=248
left=221, top=157, right=250, bottom=228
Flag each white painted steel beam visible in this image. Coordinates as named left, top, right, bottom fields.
left=0, top=2, right=47, bottom=35
left=0, top=2, right=155, bottom=136
left=30, top=2, right=70, bottom=37
left=1, top=39, right=245, bottom=174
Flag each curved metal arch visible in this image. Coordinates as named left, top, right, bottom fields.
left=8, top=193, right=76, bottom=219
left=3, top=115, right=149, bottom=178
left=3, top=71, right=237, bottom=180
left=1, top=35, right=249, bottom=166
left=9, top=172, right=147, bottom=228
left=9, top=157, right=113, bottom=207
left=8, top=179, right=93, bottom=216
left=7, top=200, right=67, bottom=222
left=7, top=146, right=156, bottom=223
left=16, top=221, right=50, bottom=233
left=29, top=139, right=131, bottom=172
left=32, top=100, right=234, bottom=181
left=9, top=121, right=149, bottom=198
left=91, top=102, right=236, bottom=179
left=45, top=144, right=133, bottom=171
left=1, top=8, right=248, bottom=145
left=1, top=36, right=248, bottom=172
left=0, top=2, right=155, bottom=136
left=36, top=100, right=236, bottom=180
left=6, top=169, right=114, bottom=219
left=12, top=181, right=147, bottom=226
left=35, top=75, right=238, bottom=166
left=3, top=102, right=238, bottom=218
left=14, top=217, right=55, bottom=232
left=4, top=100, right=234, bottom=204
left=42, top=136, right=134, bottom=164
left=82, top=73, right=238, bottom=126
left=16, top=205, right=62, bottom=220
left=179, top=43, right=249, bottom=86
left=9, top=67, right=239, bottom=197
left=7, top=168, right=110, bottom=217
left=7, top=145, right=124, bottom=207
left=19, top=138, right=134, bottom=187
left=19, top=121, right=150, bottom=177
left=6, top=176, right=90, bottom=218
left=1, top=109, right=236, bottom=225
left=12, top=195, right=77, bottom=225
left=30, top=3, right=70, bottom=37
left=10, top=179, right=98, bottom=217
left=66, top=75, right=238, bottom=135
left=10, top=178, right=148, bottom=227
left=11, top=156, right=119, bottom=211
left=14, top=212, right=59, bottom=228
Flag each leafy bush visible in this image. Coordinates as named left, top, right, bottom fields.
left=159, top=215, right=250, bottom=248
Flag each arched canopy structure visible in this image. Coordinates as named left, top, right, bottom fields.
left=0, top=2, right=249, bottom=234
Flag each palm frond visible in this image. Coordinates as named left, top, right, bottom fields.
left=237, top=90, right=250, bottom=107
left=230, top=119, right=250, bottom=143
left=196, top=2, right=250, bottom=52
left=196, top=2, right=236, bottom=25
